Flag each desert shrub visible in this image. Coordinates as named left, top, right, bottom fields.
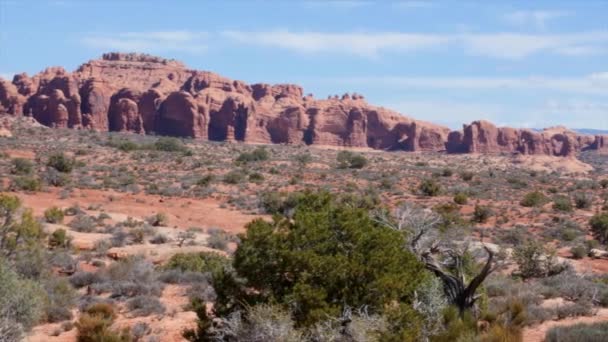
left=546, top=322, right=608, bottom=342
left=11, top=175, right=42, bottom=191
left=472, top=204, right=492, bottom=223
left=48, top=229, right=71, bottom=249
left=570, top=245, right=587, bottom=259
left=47, top=152, right=75, bottom=173
left=574, top=192, right=593, bottom=209
left=164, top=252, right=230, bottom=274
left=149, top=233, right=170, bottom=244
left=248, top=172, right=265, bottom=183
left=153, top=137, right=187, bottom=152
left=45, top=206, right=65, bottom=223
left=223, top=170, right=245, bottom=184
left=441, top=168, right=453, bottom=177
left=513, top=240, right=561, bottom=279
left=125, top=295, right=165, bottom=317
left=11, top=158, right=34, bottom=175
left=76, top=303, right=131, bottom=342
left=69, top=214, right=98, bottom=233
left=294, top=153, right=312, bottom=166
left=600, top=179, right=608, bottom=189
left=336, top=150, right=367, bottom=169
left=206, top=228, right=232, bottom=251
left=520, top=191, right=547, bottom=207
left=69, top=271, right=102, bottom=288
left=553, top=196, right=573, bottom=212
left=43, top=276, right=77, bottom=322
left=195, top=174, right=214, bottom=187
left=236, top=147, right=270, bottom=163
left=459, top=171, right=474, bottom=181
left=91, top=257, right=163, bottom=298
left=419, top=178, right=441, bottom=196
left=590, top=212, right=608, bottom=244
left=219, top=190, right=427, bottom=337
left=146, top=212, right=168, bottom=227
left=453, top=193, right=468, bottom=205
left=433, top=203, right=465, bottom=230
left=0, top=259, right=46, bottom=332
left=131, top=322, right=150, bottom=340
left=0, top=195, right=45, bottom=258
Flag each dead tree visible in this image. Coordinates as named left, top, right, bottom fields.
left=375, top=204, right=498, bottom=314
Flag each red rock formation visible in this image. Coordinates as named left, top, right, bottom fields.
left=446, top=121, right=596, bottom=157
left=2, top=53, right=605, bottom=156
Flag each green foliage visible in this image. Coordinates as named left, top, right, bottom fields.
left=43, top=276, right=77, bottom=322
left=573, top=192, right=593, bottom=209
left=44, top=206, right=65, bottom=223
left=520, top=191, right=548, bottom=207
left=459, top=171, right=474, bottom=181
left=76, top=303, right=131, bottom=342
left=223, top=170, right=245, bottom=184
left=453, top=193, right=468, bottom=205
left=154, top=137, right=188, bottom=152
left=0, top=194, right=45, bottom=258
left=146, top=212, right=168, bottom=227
left=590, top=212, right=608, bottom=244
left=336, top=150, right=367, bottom=169
left=473, top=204, right=492, bottom=223
left=570, top=245, right=587, bottom=259
left=552, top=196, right=573, bottom=212
left=47, top=152, right=75, bottom=173
left=236, top=147, right=270, bottom=163
left=164, top=252, right=230, bottom=274
left=48, top=229, right=71, bottom=249
left=228, top=191, right=427, bottom=328
left=196, top=174, right=214, bottom=187
left=419, top=179, right=441, bottom=196
left=0, top=259, right=46, bottom=331
left=183, top=298, right=214, bottom=342
left=11, top=175, right=42, bottom=191
left=11, top=158, right=34, bottom=175
left=513, top=240, right=559, bottom=279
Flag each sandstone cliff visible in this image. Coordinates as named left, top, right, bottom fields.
left=0, top=52, right=605, bottom=156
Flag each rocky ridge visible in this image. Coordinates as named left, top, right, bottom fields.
left=1, top=52, right=606, bottom=157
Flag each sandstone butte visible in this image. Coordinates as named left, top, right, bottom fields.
left=0, top=52, right=606, bottom=157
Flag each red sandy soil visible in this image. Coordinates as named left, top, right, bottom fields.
left=14, top=187, right=263, bottom=234
left=26, top=285, right=196, bottom=342
left=522, top=308, right=608, bottom=342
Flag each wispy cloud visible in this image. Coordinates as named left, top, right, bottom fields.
left=325, top=72, right=608, bottom=95
left=222, top=30, right=448, bottom=58
left=0, top=72, right=15, bottom=80
left=503, top=10, right=569, bottom=29
left=221, top=30, right=608, bottom=59
left=81, top=31, right=208, bottom=54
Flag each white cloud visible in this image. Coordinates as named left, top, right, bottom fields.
left=326, top=72, right=608, bottom=95
left=81, top=31, right=208, bottom=54
left=221, top=30, right=448, bottom=58
left=503, top=10, right=569, bottom=29
left=0, top=72, right=15, bottom=80
left=461, top=31, right=608, bottom=59
left=221, top=30, right=608, bottom=59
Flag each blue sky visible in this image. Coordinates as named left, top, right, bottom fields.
left=1, top=0, right=607, bottom=129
